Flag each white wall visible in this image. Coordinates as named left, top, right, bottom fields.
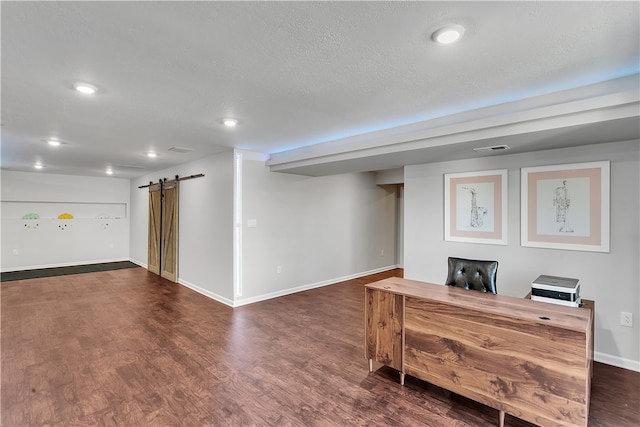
left=128, top=150, right=398, bottom=306
left=5, top=142, right=636, bottom=371
left=236, top=154, right=398, bottom=305
left=397, top=185, right=404, bottom=268
left=404, top=140, right=640, bottom=371
left=1, top=170, right=130, bottom=271
left=129, top=151, right=235, bottom=303
left=374, top=169, right=404, bottom=267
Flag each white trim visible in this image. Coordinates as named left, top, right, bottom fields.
left=520, top=161, right=610, bottom=252
left=233, top=151, right=243, bottom=298
left=129, top=258, right=147, bottom=268
left=133, top=260, right=235, bottom=307
left=176, top=265, right=399, bottom=308
left=595, top=351, right=640, bottom=372
left=178, top=278, right=234, bottom=307
left=1, top=257, right=130, bottom=273
left=14, top=258, right=637, bottom=373
left=232, top=265, right=399, bottom=307
left=444, top=169, right=508, bottom=245
left=267, top=81, right=639, bottom=171
left=235, top=149, right=269, bottom=162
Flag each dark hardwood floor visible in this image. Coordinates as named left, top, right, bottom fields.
left=2, top=267, right=638, bottom=426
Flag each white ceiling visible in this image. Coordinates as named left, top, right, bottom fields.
left=1, top=1, right=639, bottom=179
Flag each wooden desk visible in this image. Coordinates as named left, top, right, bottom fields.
left=365, top=277, right=594, bottom=427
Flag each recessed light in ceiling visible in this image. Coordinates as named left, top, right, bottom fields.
left=432, top=24, right=465, bottom=44
left=106, top=168, right=114, bottom=175
left=73, top=82, right=98, bottom=94
left=146, top=152, right=158, bottom=158
left=43, top=138, right=65, bottom=146
left=34, top=162, right=44, bottom=169
left=221, top=118, right=239, bottom=127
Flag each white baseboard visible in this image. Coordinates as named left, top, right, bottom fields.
left=131, top=259, right=234, bottom=306
left=174, top=265, right=399, bottom=308
left=9, top=260, right=637, bottom=373
left=232, top=265, right=399, bottom=307
left=178, top=278, right=234, bottom=307
left=128, top=258, right=147, bottom=269
left=595, top=351, right=640, bottom=372
left=1, top=257, right=130, bottom=273
left=173, top=266, right=640, bottom=375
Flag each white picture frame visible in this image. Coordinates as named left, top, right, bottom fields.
left=444, top=169, right=508, bottom=245
left=521, top=161, right=610, bottom=252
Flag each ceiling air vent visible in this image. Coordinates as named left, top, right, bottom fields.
left=115, top=164, right=146, bottom=169
left=473, top=144, right=511, bottom=153
left=168, top=146, right=194, bottom=153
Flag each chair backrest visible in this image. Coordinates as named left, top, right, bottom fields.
left=445, top=257, right=498, bottom=294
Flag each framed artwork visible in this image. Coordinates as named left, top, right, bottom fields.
left=521, top=161, right=610, bottom=252
left=444, top=169, right=508, bottom=245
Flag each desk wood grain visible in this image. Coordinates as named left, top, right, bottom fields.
left=365, top=277, right=593, bottom=427
left=364, top=288, right=403, bottom=371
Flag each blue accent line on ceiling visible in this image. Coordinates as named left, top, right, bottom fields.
left=270, top=67, right=640, bottom=155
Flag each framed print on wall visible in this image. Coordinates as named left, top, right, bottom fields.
left=521, top=161, right=610, bottom=252
left=444, top=169, right=508, bottom=245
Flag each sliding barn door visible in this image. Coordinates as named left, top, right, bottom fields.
left=147, top=183, right=162, bottom=275
left=147, top=180, right=179, bottom=282
left=160, top=180, right=179, bottom=282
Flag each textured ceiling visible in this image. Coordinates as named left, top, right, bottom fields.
left=1, top=1, right=639, bottom=178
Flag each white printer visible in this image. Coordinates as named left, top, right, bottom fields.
left=531, top=275, right=581, bottom=307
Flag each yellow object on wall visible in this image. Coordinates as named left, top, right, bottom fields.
left=58, top=213, right=74, bottom=219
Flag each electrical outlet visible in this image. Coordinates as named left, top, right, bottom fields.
left=12, top=249, right=19, bottom=255
left=620, top=312, right=633, bottom=327
left=276, top=265, right=282, bottom=274
left=380, top=249, right=384, bottom=257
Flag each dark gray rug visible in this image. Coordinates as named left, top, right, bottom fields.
left=1, top=261, right=140, bottom=282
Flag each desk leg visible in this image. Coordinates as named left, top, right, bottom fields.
left=399, top=372, right=405, bottom=386
left=368, top=358, right=373, bottom=373
left=499, top=410, right=505, bottom=427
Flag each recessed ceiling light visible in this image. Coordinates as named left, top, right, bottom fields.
left=221, top=118, right=239, bottom=127
left=73, top=83, right=98, bottom=94
left=106, top=168, right=114, bottom=175
left=34, top=162, right=44, bottom=169
left=44, top=138, right=64, bottom=146
left=432, top=24, right=465, bottom=44
left=146, top=152, right=158, bottom=158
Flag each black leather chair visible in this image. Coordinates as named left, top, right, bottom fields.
left=445, top=257, right=498, bottom=294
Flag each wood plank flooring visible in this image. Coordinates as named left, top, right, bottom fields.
left=2, top=267, right=638, bottom=426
